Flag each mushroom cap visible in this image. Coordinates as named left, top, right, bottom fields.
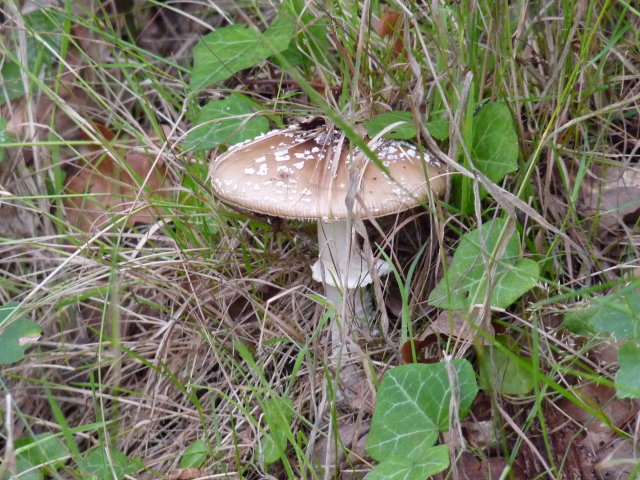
left=210, top=123, right=446, bottom=221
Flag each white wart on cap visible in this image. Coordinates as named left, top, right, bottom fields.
left=210, top=122, right=446, bottom=221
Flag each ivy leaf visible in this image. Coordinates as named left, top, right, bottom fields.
left=366, top=445, right=449, bottom=480
left=80, top=448, right=143, bottom=480
left=366, top=360, right=477, bottom=463
left=428, top=218, right=539, bottom=310
left=15, top=433, right=69, bottom=477
left=479, top=336, right=535, bottom=395
left=563, top=291, right=640, bottom=399
left=276, top=2, right=329, bottom=68
left=178, top=440, right=210, bottom=469
left=592, top=293, right=640, bottom=338
left=616, top=341, right=640, bottom=399
left=260, top=397, right=294, bottom=465
left=364, top=111, right=416, bottom=140
left=191, top=15, right=295, bottom=91
left=472, top=103, right=519, bottom=183
left=0, top=8, right=64, bottom=105
left=184, top=94, right=269, bottom=150
left=425, top=118, right=449, bottom=141
left=563, top=291, right=640, bottom=339
left=0, top=301, right=42, bottom=365
left=0, top=118, right=7, bottom=163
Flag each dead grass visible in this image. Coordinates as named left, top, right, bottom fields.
left=1, top=1, right=640, bottom=479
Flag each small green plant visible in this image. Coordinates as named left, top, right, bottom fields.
left=364, top=110, right=450, bottom=142
left=564, top=289, right=640, bottom=398
left=0, top=117, right=7, bottom=162
left=456, top=102, right=520, bottom=213
left=190, top=14, right=295, bottom=91
left=365, top=360, right=478, bottom=479
left=14, top=433, right=69, bottom=480
left=478, top=335, right=535, bottom=395
left=259, top=397, right=295, bottom=466
left=0, top=8, right=63, bottom=105
left=79, top=447, right=143, bottom=480
left=184, top=93, right=269, bottom=151
left=428, top=218, right=539, bottom=311
left=0, top=302, right=41, bottom=365
left=469, top=103, right=519, bottom=184
left=178, top=440, right=211, bottom=469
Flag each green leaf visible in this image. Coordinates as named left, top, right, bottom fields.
left=592, top=293, right=640, bottom=338
left=565, top=291, right=640, bottom=339
left=425, top=118, right=449, bottom=141
left=185, top=94, right=268, bottom=150
left=472, top=103, right=519, bottom=183
left=366, top=445, right=450, bottom=480
left=616, top=341, right=640, bottom=399
left=364, top=112, right=416, bottom=140
left=80, top=448, right=143, bottom=480
left=264, top=13, right=297, bottom=50
left=0, top=118, right=7, bottom=163
left=0, top=62, right=28, bottom=105
left=563, top=291, right=640, bottom=398
left=0, top=8, right=65, bottom=105
left=562, top=306, right=598, bottom=336
left=0, top=301, right=42, bottom=364
left=428, top=218, right=539, bottom=310
left=276, top=0, right=330, bottom=68
left=15, top=456, right=43, bottom=480
left=261, top=433, right=283, bottom=465
left=15, top=433, right=69, bottom=475
left=190, top=15, right=295, bottom=91
left=366, top=360, right=477, bottom=463
left=479, top=336, right=535, bottom=395
left=260, top=397, right=294, bottom=465
left=178, top=440, right=210, bottom=469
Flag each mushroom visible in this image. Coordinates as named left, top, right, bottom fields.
left=209, top=119, right=446, bottom=361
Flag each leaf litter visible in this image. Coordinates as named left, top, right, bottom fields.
left=2, top=1, right=640, bottom=479
left=62, top=123, right=169, bottom=233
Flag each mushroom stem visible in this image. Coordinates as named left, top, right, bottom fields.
left=313, top=220, right=389, bottom=356
left=317, top=220, right=360, bottom=349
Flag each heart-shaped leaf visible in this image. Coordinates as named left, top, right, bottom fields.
left=366, top=360, right=477, bottom=463
left=428, top=218, right=539, bottom=310
left=184, top=94, right=269, bottom=150
left=366, top=445, right=449, bottom=480
left=364, top=111, right=416, bottom=140
left=472, top=103, right=519, bottom=183
left=0, top=302, right=42, bottom=365
left=191, top=15, right=295, bottom=91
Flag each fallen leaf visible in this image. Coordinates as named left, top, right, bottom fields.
left=428, top=309, right=493, bottom=345
left=462, top=419, right=496, bottom=449
left=550, top=383, right=640, bottom=479
left=579, top=164, right=640, bottom=233
left=311, top=420, right=370, bottom=475
left=378, top=9, right=405, bottom=57
left=167, top=468, right=208, bottom=480
left=63, top=124, right=168, bottom=233
left=454, top=452, right=525, bottom=480
left=401, top=334, right=443, bottom=364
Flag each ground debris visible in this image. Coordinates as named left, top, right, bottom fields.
left=63, top=123, right=169, bottom=233
left=579, top=163, right=640, bottom=233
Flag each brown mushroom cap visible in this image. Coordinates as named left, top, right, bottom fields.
left=210, top=123, right=446, bottom=221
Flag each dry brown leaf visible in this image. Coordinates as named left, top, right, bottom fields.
left=579, top=164, right=640, bottom=232
left=167, top=468, right=207, bottom=480
left=378, top=9, right=405, bottom=57
left=550, top=383, right=640, bottom=479
left=453, top=452, right=525, bottom=480
left=311, top=420, right=369, bottom=475
left=63, top=124, right=168, bottom=233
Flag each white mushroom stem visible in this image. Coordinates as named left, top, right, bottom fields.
left=312, top=220, right=390, bottom=358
